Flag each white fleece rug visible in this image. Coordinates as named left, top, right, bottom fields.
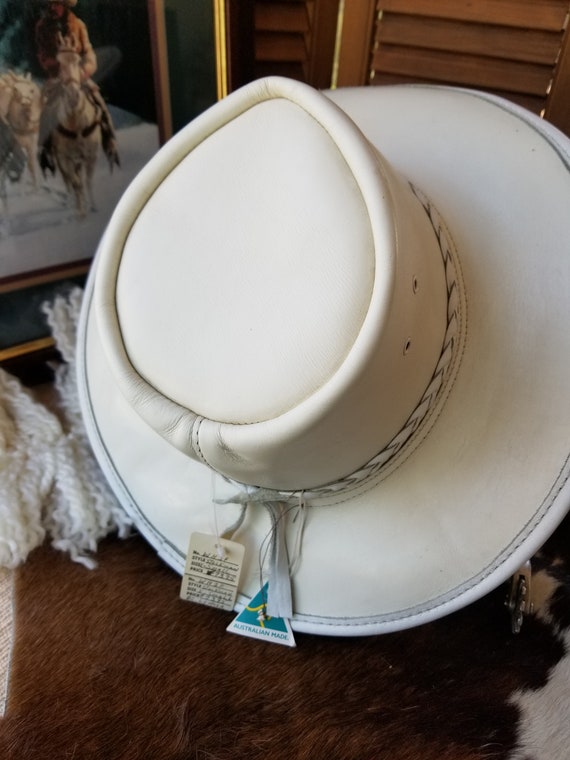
left=0, top=288, right=130, bottom=570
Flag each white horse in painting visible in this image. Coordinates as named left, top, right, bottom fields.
left=47, top=33, right=103, bottom=216
left=0, top=70, right=42, bottom=190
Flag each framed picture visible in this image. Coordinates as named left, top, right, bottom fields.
left=0, top=0, right=165, bottom=378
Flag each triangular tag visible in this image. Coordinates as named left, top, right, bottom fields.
left=227, top=583, right=296, bottom=647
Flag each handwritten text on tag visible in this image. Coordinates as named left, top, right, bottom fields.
left=180, top=533, right=244, bottom=611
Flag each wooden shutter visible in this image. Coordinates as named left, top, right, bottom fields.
left=254, top=0, right=340, bottom=87
left=364, top=0, right=570, bottom=117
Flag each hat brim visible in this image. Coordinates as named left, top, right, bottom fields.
left=77, top=85, right=570, bottom=635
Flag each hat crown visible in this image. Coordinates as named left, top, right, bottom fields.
left=96, top=77, right=448, bottom=490
left=116, top=97, right=375, bottom=425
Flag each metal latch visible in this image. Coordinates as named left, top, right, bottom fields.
left=505, top=560, right=534, bottom=634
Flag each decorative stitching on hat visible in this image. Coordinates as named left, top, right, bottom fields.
left=291, top=183, right=464, bottom=500
left=281, top=449, right=570, bottom=630
left=191, top=416, right=208, bottom=466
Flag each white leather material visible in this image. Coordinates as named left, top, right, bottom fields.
left=77, top=81, right=570, bottom=635
left=118, top=99, right=375, bottom=424
left=94, top=77, right=447, bottom=490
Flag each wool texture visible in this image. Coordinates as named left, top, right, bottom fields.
left=0, top=287, right=130, bottom=569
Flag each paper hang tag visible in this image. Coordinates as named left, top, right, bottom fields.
left=180, top=533, right=245, bottom=611
left=227, top=583, right=296, bottom=647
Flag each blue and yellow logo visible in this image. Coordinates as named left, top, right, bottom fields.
left=227, top=583, right=296, bottom=646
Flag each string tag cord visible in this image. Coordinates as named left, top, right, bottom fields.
left=213, top=480, right=307, bottom=620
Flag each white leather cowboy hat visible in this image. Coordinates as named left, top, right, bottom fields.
left=77, top=76, right=570, bottom=635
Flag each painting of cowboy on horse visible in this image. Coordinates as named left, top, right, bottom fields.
left=0, top=0, right=160, bottom=281
left=0, top=0, right=120, bottom=219
left=35, top=0, right=120, bottom=183
left=35, top=0, right=120, bottom=216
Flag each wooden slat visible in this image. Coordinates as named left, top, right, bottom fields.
left=335, top=0, right=377, bottom=86
left=544, top=22, right=570, bottom=134
left=377, top=0, right=570, bottom=31
left=377, top=14, right=564, bottom=64
left=223, top=0, right=256, bottom=94
left=481, top=91, right=545, bottom=115
left=308, top=0, right=341, bottom=87
left=255, top=2, right=310, bottom=32
left=372, top=45, right=554, bottom=94
left=256, top=32, right=308, bottom=62
left=254, top=60, right=308, bottom=81
left=369, top=70, right=546, bottom=113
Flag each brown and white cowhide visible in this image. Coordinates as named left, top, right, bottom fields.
left=1, top=516, right=570, bottom=759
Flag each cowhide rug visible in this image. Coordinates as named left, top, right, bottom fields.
left=0, top=515, right=569, bottom=759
